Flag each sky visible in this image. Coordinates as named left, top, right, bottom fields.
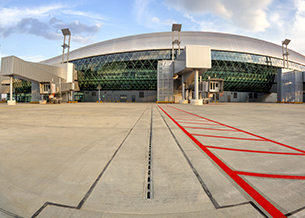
left=0, top=0, right=304, bottom=62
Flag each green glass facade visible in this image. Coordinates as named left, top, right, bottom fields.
left=72, top=50, right=173, bottom=91
left=204, top=60, right=277, bottom=92
left=9, top=49, right=305, bottom=101
left=8, top=79, right=32, bottom=102
left=71, top=49, right=292, bottom=93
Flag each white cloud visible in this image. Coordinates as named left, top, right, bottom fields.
left=151, top=17, right=176, bottom=26
left=164, top=0, right=272, bottom=32
left=134, top=0, right=153, bottom=24
left=258, top=0, right=305, bottom=54
left=184, top=14, right=216, bottom=31
left=290, top=0, right=305, bottom=53
left=0, top=4, right=104, bottom=43
left=269, top=11, right=284, bottom=30
left=133, top=0, right=176, bottom=29
left=72, top=35, right=98, bottom=44
left=0, top=4, right=64, bottom=26
left=62, top=10, right=108, bottom=21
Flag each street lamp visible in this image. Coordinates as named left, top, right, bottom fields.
left=282, top=38, right=291, bottom=69
left=61, top=28, right=71, bottom=64
left=172, top=24, right=182, bottom=60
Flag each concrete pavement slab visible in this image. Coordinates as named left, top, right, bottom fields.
left=0, top=103, right=304, bottom=217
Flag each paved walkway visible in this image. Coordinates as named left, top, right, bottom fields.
left=0, top=103, right=304, bottom=218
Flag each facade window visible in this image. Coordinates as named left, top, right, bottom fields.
left=92, top=92, right=96, bottom=97
left=43, top=84, right=50, bottom=93
left=139, top=92, right=144, bottom=98
left=234, top=93, right=237, bottom=98
left=254, top=93, right=258, bottom=99
left=249, top=93, right=253, bottom=99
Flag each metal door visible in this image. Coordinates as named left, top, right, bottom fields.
left=120, top=95, right=127, bottom=102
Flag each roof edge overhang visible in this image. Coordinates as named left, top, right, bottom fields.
left=38, top=31, right=305, bottom=67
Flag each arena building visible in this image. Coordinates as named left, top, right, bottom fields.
left=1, top=31, right=305, bottom=103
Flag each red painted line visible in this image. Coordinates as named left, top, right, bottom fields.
left=192, top=133, right=266, bottom=141
left=175, top=118, right=206, bottom=121
left=178, top=121, right=220, bottom=126
left=168, top=106, right=305, bottom=154
left=184, top=126, right=237, bottom=131
left=235, top=171, right=305, bottom=180
left=158, top=105, right=286, bottom=218
left=174, top=117, right=196, bottom=119
left=205, top=145, right=305, bottom=156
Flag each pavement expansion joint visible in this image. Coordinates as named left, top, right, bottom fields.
left=30, top=107, right=149, bottom=218
left=0, top=207, right=24, bottom=218
left=157, top=106, right=220, bottom=207
left=285, top=206, right=305, bottom=217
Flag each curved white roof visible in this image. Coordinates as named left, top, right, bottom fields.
left=40, top=31, right=305, bottom=66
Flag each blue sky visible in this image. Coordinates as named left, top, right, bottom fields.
left=0, top=0, right=304, bottom=62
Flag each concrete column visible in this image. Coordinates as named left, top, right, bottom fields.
left=7, top=76, right=16, bottom=105
left=179, top=74, right=188, bottom=104
left=182, top=75, right=185, bottom=100
left=182, top=83, right=185, bottom=100
left=194, top=69, right=198, bottom=100
left=191, top=69, right=203, bottom=105
left=10, top=76, right=13, bottom=100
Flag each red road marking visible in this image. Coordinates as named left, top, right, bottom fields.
left=192, top=133, right=265, bottom=141
left=174, top=118, right=199, bottom=120
left=158, top=105, right=286, bottom=218
left=184, top=126, right=238, bottom=132
left=178, top=121, right=220, bottom=126
left=168, top=106, right=305, bottom=154
left=235, top=171, right=305, bottom=180
left=205, top=145, right=305, bottom=156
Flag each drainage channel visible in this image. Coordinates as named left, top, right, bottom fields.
left=145, top=105, right=153, bottom=199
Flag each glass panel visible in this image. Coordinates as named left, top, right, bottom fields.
left=14, top=49, right=305, bottom=97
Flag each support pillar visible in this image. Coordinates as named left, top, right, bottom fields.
left=182, top=82, right=185, bottom=100
left=179, top=74, right=188, bottom=104
left=182, top=74, right=185, bottom=100
left=7, top=76, right=16, bottom=105
left=191, top=70, right=203, bottom=105
left=10, top=76, right=12, bottom=99
left=194, top=69, right=198, bottom=100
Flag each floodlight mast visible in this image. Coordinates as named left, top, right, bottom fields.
left=282, top=38, right=291, bottom=69
left=172, top=24, right=182, bottom=60
left=61, top=28, right=71, bottom=64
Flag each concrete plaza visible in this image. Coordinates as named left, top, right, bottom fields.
left=0, top=102, right=304, bottom=218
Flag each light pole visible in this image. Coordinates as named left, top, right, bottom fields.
left=282, top=39, right=291, bottom=69
left=172, top=24, right=182, bottom=60
left=61, top=28, right=72, bottom=101
left=61, top=28, right=71, bottom=64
